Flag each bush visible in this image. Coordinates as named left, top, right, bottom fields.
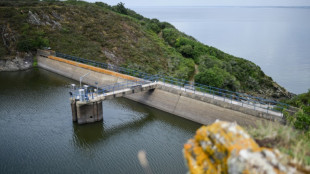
left=195, top=66, right=240, bottom=90
left=174, top=57, right=195, bottom=80
left=113, top=2, right=127, bottom=15
left=293, top=108, right=310, bottom=130
left=162, top=28, right=179, bottom=46
left=17, top=36, right=49, bottom=51
left=146, top=22, right=160, bottom=34
left=179, top=45, right=194, bottom=58
left=159, top=22, right=174, bottom=29
left=175, top=37, right=208, bottom=59
left=284, top=90, right=310, bottom=131
left=198, top=55, right=222, bottom=69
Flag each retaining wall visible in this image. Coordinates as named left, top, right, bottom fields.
left=37, top=51, right=279, bottom=126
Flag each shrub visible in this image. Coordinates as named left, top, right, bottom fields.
left=159, top=22, right=174, bottom=29
left=146, top=22, right=160, bottom=34
left=195, top=66, right=240, bottom=90
left=284, top=90, right=310, bottom=131
left=198, top=55, right=222, bottom=69
left=179, top=45, right=194, bottom=58
left=17, top=36, right=49, bottom=51
left=162, top=28, right=179, bottom=46
left=113, top=2, right=127, bottom=15
left=174, top=58, right=195, bottom=80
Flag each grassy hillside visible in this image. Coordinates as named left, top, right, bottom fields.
left=0, top=0, right=292, bottom=99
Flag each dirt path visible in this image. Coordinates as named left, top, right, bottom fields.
left=189, top=64, right=199, bottom=85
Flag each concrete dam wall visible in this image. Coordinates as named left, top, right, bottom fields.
left=37, top=51, right=280, bottom=126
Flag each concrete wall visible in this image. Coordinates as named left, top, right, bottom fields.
left=76, top=100, right=103, bottom=124
left=38, top=55, right=128, bottom=87
left=125, top=88, right=268, bottom=126
left=37, top=52, right=278, bottom=126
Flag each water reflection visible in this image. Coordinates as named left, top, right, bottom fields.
left=72, top=114, right=153, bottom=148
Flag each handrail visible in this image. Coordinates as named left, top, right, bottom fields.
left=56, top=52, right=290, bottom=116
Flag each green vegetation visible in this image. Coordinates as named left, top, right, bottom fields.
left=32, top=56, right=37, bottom=67
left=283, top=90, right=310, bottom=131
left=247, top=121, right=310, bottom=166
left=247, top=91, right=310, bottom=166
left=0, top=0, right=291, bottom=98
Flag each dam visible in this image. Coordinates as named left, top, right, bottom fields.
left=37, top=49, right=291, bottom=126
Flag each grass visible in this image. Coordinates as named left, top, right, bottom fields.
left=32, top=56, right=37, bottom=67
left=246, top=121, right=310, bottom=166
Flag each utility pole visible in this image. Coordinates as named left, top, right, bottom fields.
left=80, top=72, right=90, bottom=88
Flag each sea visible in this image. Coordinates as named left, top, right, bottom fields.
left=132, top=6, right=310, bottom=94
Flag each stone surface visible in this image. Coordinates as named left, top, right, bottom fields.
left=27, top=10, right=62, bottom=29
left=183, top=120, right=305, bottom=174
left=0, top=53, right=33, bottom=71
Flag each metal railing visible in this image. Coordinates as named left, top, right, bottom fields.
left=56, top=52, right=290, bottom=116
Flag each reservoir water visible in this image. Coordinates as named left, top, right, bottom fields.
left=133, top=6, right=310, bottom=94
left=0, top=68, right=201, bottom=173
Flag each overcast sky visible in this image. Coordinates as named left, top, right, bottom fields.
left=84, top=0, right=310, bottom=7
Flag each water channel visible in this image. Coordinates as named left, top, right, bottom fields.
left=0, top=68, right=201, bottom=173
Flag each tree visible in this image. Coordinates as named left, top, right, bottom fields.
left=115, top=2, right=127, bottom=15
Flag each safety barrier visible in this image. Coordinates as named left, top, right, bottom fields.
left=56, top=52, right=290, bottom=116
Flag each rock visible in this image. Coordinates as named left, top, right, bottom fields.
left=183, top=120, right=306, bottom=174
left=0, top=52, right=33, bottom=71
left=27, top=11, right=61, bottom=29
left=28, top=11, right=42, bottom=25
left=102, top=48, right=124, bottom=66
left=51, top=10, right=63, bottom=21
left=1, top=24, right=17, bottom=53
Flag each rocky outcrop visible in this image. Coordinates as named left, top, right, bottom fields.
left=27, top=10, right=61, bottom=29
left=183, top=120, right=307, bottom=174
left=0, top=53, right=33, bottom=71
left=1, top=24, right=17, bottom=54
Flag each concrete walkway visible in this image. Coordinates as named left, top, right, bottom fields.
left=156, top=81, right=283, bottom=117
left=84, top=80, right=282, bottom=117
left=83, top=82, right=157, bottom=102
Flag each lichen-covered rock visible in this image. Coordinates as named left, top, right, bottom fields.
left=183, top=120, right=304, bottom=174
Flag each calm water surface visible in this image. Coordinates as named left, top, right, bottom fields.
left=133, top=6, right=310, bottom=94
left=0, top=68, right=201, bottom=173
